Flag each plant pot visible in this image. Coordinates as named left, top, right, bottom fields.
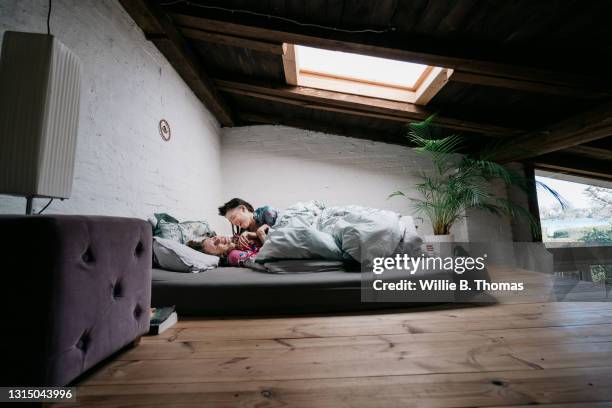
left=424, top=234, right=455, bottom=258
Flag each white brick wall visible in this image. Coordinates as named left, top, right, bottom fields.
left=221, top=125, right=513, bottom=241
left=0, top=0, right=225, bottom=232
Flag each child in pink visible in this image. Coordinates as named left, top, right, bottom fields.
left=199, top=235, right=261, bottom=267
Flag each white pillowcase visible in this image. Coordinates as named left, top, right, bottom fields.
left=153, top=237, right=219, bottom=273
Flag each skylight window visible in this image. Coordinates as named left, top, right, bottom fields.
left=296, top=45, right=430, bottom=90
left=282, top=44, right=451, bottom=104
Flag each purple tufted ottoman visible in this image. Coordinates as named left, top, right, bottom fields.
left=0, top=215, right=152, bottom=386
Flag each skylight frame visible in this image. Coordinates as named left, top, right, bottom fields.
left=282, top=44, right=452, bottom=104
left=299, top=66, right=434, bottom=92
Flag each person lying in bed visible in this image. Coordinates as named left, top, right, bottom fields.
left=218, top=198, right=278, bottom=248
left=196, top=235, right=261, bottom=268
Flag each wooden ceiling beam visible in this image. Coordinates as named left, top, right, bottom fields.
left=215, top=79, right=521, bottom=137
left=119, top=1, right=234, bottom=126
left=451, top=71, right=609, bottom=99
left=171, top=13, right=608, bottom=98
left=180, top=27, right=286, bottom=55
left=565, top=145, right=612, bottom=161
left=533, top=152, right=612, bottom=182
left=496, top=102, right=612, bottom=163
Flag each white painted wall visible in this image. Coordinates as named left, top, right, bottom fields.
left=221, top=125, right=514, bottom=241
left=0, top=0, right=226, bottom=232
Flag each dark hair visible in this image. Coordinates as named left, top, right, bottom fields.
left=218, top=198, right=254, bottom=216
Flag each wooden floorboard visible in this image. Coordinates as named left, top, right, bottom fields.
left=120, top=324, right=612, bottom=361
left=56, top=366, right=612, bottom=407
left=146, top=304, right=612, bottom=341
left=56, top=267, right=612, bottom=407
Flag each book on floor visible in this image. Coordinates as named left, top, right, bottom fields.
left=149, top=305, right=177, bottom=335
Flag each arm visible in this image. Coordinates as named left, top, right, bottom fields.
left=256, top=224, right=270, bottom=243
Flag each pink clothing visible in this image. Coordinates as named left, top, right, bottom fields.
left=227, top=246, right=260, bottom=267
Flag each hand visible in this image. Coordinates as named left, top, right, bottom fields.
left=238, top=231, right=256, bottom=249
left=256, top=224, right=270, bottom=243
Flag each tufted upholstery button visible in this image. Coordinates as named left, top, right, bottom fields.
left=82, top=247, right=94, bottom=263
left=76, top=332, right=90, bottom=352
left=112, top=281, right=123, bottom=298
left=133, top=304, right=143, bottom=319
left=134, top=241, right=144, bottom=256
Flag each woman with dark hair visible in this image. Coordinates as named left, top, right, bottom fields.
left=197, top=235, right=261, bottom=268
left=218, top=198, right=278, bottom=248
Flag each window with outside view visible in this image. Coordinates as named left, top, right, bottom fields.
left=536, top=173, right=612, bottom=245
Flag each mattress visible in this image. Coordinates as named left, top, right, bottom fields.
left=151, top=264, right=461, bottom=315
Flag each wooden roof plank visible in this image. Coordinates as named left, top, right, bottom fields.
left=170, top=13, right=608, bottom=98
left=565, top=145, right=612, bottom=161
left=496, top=102, right=612, bottom=162
left=533, top=152, right=612, bottom=182
left=452, top=70, right=609, bottom=99
left=180, top=27, right=286, bottom=55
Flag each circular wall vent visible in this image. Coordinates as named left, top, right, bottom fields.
left=159, top=119, right=171, bottom=141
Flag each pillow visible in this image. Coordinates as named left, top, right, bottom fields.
left=179, top=220, right=215, bottom=243
left=157, top=219, right=183, bottom=242
left=153, top=237, right=219, bottom=272
left=157, top=219, right=215, bottom=244
left=152, top=213, right=180, bottom=236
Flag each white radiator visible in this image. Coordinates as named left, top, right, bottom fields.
left=0, top=31, right=81, bottom=199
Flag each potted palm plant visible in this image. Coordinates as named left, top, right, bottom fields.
left=390, top=116, right=563, bottom=250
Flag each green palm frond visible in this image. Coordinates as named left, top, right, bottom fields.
left=410, top=133, right=462, bottom=153
left=411, top=134, right=463, bottom=174
left=388, top=191, right=406, bottom=199
left=462, top=158, right=526, bottom=188
left=536, top=180, right=569, bottom=209
left=408, top=114, right=436, bottom=140
left=460, top=184, right=492, bottom=208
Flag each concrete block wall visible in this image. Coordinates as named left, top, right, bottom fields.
left=464, top=179, right=514, bottom=242
left=0, top=0, right=226, bottom=232
left=221, top=125, right=514, bottom=241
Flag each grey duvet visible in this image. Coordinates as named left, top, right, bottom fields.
left=255, top=201, right=421, bottom=264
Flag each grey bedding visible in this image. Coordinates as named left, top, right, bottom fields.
left=260, top=259, right=358, bottom=273
left=256, top=201, right=421, bottom=263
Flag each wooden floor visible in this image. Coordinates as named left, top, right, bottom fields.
left=56, top=267, right=612, bottom=407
